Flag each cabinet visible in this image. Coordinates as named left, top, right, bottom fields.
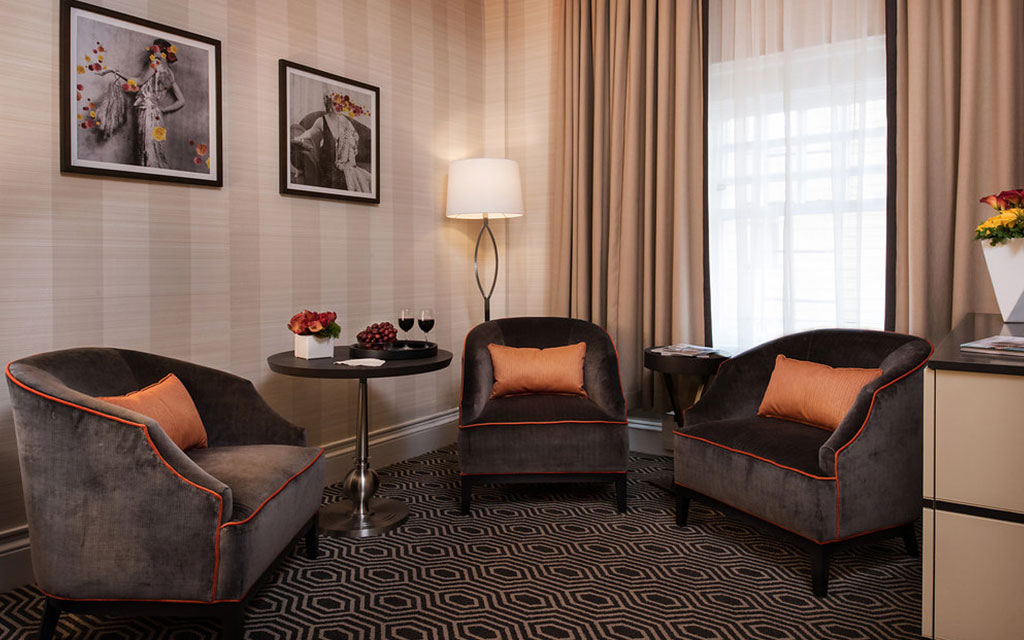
left=922, top=314, right=1024, bottom=640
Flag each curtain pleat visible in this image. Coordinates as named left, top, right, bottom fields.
left=555, top=0, right=705, bottom=408
left=895, top=0, right=1024, bottom=341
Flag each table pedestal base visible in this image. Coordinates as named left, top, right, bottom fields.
left=319, top=498, right=409, bottom=538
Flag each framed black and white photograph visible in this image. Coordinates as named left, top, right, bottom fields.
left=60, top=0, right=222, bottom=186
left=279, top=59, right=380, bottom=204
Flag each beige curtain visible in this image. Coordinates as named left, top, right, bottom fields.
left=554, top=0, right=704, bottom=408
left=896, top=0, right=1024, bottom=342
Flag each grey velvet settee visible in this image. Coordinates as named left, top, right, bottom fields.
left=458, top=317, right=629, bottom=513
left=673, top=329, right=932, bottom=596
left=5, top=348, right=326, bottom=639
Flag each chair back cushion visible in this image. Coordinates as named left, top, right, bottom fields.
left=488, top=342, right=587, bottom=398
left=101, top=373, right=208, bottom=450
left=757, top=355, right=882, bottom=431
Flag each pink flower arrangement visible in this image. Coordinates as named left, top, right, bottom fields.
left=288, top=310, right=341, bottom=339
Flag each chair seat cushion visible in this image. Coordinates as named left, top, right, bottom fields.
left=188, top=444, right=325, bottom=600
left=187, top=444, right=323, bottom=522
left=679, top=416, right=832, bottom=477
left=464, top=394, right=623, bottom=426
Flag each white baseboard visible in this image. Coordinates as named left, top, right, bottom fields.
left=321, top=408, right=460, bottom=484
left=628, top=415, right=671, bottom=456
left=0, top=409, right=461, bottom=594
left=0, top=525, right=32, bottom=593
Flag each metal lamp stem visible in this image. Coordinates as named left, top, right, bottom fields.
left=473, top=216, right=499, bottom=322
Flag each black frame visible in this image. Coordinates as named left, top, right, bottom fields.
left=59, top=0, right=223, bottom=187
left=278, top=59, right=381, bottom=204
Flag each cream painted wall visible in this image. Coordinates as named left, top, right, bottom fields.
left=0, top=0, right=568, bottom=544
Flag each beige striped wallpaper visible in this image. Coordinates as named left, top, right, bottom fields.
left=0, top=0, right=561, bottom=536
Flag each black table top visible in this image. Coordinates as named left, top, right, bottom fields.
left=643, top=346, right=728, bottom=376
left=268, top=346, right=453, bottom=379
left=929, top=313, right=1024, bottom=376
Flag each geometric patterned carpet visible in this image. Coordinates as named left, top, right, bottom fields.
left=0, top=446, right=922, bottom=639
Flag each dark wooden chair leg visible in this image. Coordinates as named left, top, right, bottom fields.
left=304, top=512, right=319, bottom=559
left=615, top=476, right=627, bottom=513
left=900, top=523, right=919, bottom=557
left=810, top=545, right=830, bottom=597
left=221, top=605, right=245, bottom=640
left=675, top=489, right=691, bottom=527
left=460, top=477, right=472, bottom=515
left=38, top=597, right=61, bottom=640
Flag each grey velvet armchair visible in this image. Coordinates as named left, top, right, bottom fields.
left=673, top=329, right=932, bottom=596
left=458, top=317, right=629, bottom=513
left=5, top=347, right=326, bottom=639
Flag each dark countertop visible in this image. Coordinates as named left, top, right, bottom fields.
left=929, top=313, right=1024, bottom=376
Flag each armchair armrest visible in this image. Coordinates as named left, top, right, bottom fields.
left=459, top=322, right=504, bottom=425
left=118, top=350, right=306, bottom=446
left=818, top=339, right=932, bottom=475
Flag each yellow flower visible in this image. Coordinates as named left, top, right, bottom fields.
left=160, top=52, right=166, bottom=58
left=84, top=55, right=91, bottom=62
left=76, top=65, right=85, bottom=74
left=168, top=45, right=177, bottom=54
left=149, top=54, right=155, bottom=61
left=77, top=114, right=82, bottom=120
left=127, top=79, right=137, bottom=86
left=205, top=157, right=210, bottom=168
left=152, top=126, right=167, bottom=141
left=89, top=111, right=96, bottom=118
left=98, top=55, right=103, bottom=62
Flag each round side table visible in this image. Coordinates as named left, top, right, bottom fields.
left=268, top=346, right=453, bottom=538
left=643, top=347, right=728, bottom=493
left=643, top=347, right=728, bottom=431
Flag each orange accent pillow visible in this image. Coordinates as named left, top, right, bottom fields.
left=101, top=373, right=208, bottom=451
left=488, top=342, right=588, bottom=399
left=757, top=355, right=882, bottom=431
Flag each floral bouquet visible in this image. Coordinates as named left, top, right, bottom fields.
left=288, top=310, right=341, bottom=339
left=976, top=189, right=1024, bottom=246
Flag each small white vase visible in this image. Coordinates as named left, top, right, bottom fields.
left=982, top=238, right=1024, bottom=322
left=294, top=334, right=335, bottom=359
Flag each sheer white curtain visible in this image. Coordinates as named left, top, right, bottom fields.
left=708, top=0, right=887, bottom=352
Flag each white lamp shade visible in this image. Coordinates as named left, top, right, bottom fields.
left=445, top=158, right=524, bottom=219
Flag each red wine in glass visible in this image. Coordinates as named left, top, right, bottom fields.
left=398, top=308, right=414, bottom=339
left=418, top=308, right=435, bottom=344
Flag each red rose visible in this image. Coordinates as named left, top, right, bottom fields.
left=307, top=320, right=324, bottom=333
left=998, top=190, right=1024, bottom=207
left=288, top=313, right=308, bottom=334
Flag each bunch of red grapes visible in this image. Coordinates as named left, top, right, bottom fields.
left=356, top=322, right=398, bottom=349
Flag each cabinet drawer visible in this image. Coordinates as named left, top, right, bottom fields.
left=933, top=369, right=1024, bottom=513
left=931, top=510, right=1024, bottom=640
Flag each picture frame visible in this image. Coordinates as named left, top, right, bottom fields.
left=60, top=0, right=223, bottom=187
left=279, top=59, right=381, bottom=204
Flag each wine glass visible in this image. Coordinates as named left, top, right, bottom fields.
left=398, top=308, right=414, bottom=345
left=418, top=308, right=435, bottom=345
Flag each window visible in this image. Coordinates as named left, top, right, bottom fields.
left=707, top=0, right=888, bottom=352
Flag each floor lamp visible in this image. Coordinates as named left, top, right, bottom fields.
left=446, top=158, right=524, bottom=322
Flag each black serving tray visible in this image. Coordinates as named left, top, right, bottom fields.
left=348, top=340, right=438, bottom=360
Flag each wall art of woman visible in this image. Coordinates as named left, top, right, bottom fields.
left=91, top=38, right=185, bottom=168
left=290, top=90, right=373, bottom=193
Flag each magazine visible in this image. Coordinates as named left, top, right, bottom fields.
left=959, top=335, right=1024, bottom=357
left=650, top=344, right=726, bottom=358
